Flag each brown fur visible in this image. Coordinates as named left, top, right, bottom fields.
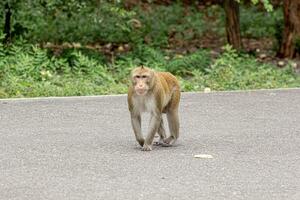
left=128, top=66, right=181, bottom=151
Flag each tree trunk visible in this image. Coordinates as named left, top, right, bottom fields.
left=3, top=3, right=12, bottom=44
left=224, top=0, right=242, bottom=50
left=278, top=0, right=300, bottom=58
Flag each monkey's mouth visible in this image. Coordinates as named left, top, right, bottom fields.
left=136, top=89, right=147, bottom=95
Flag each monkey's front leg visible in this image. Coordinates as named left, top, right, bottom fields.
left=142, top=113, right=161, bottom=151
left=130, top=113, right=144, bottom=147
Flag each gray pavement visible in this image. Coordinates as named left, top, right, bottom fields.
left=0, top=89, right=300, bottom=200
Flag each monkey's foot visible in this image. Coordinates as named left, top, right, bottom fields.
left=162, top=136, right=176, bottom=147
left=142, top=144, right=152, bottom=151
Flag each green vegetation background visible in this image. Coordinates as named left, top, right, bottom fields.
left=0, top=1, right=299, bottom=98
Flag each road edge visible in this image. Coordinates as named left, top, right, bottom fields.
left=0, top=87, right=299, bottom=101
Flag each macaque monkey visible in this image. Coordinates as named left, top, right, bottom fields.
left=128, top=66, right=181, bottom=151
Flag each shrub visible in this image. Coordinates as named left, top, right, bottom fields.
left=166, top=50, right=211, bottom=75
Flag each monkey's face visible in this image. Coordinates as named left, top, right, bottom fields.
left=132, top=73, right=151, bottom=95
left=131, top=67, right=154, bottom=96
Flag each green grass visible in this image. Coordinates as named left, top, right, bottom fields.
left=181, top=46, right=299, bottom=91
left=0, top=40, right=299, bottom=99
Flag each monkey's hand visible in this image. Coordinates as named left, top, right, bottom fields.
left=141, top=144, right=152, bottom=151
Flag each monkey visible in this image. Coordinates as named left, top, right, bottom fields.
left=127, top=66, right=181, bottom=151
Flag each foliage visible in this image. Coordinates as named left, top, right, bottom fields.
left=250, top=0, right=273, bottom=12
left=1, top=0, right=135, bottom=43
left=0, top=1, right=213, bottom=46
left=0, top=38, right=299, bottom=98
left=133, top=4, right=208, bottom=47
left=0, top=1, right=299, bottom=99
left=0, top=1, right=284, bottom=45
left=0, top=33, right=122, bottom=98
left=201, top=45, right=299, bottom=90
left=178, top=45, right=300, bottom=91
left=167, top=50, right=211, bottom=75
left=240, top=6, right=283, bottom=38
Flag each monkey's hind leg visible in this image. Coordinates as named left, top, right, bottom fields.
left=154, top=119, right=166, bottom=146
left=163, top=110, right=179, bottom=146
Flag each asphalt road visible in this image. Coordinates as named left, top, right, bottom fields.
left=0, top=89, right=299, bottom=200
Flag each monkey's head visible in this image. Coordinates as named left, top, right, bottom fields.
left=131, top=66, right=155, bottom=96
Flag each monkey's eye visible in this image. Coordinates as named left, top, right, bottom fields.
left=141, top=75, right=147, bottom=78
left=135, top=75, right=141, bottom=78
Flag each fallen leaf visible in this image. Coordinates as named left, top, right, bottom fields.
left=194, top=154, right=213, bottom=159
left=204, top=87, right=211, bottom=93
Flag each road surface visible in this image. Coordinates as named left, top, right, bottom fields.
left=0, top=89, right=299, bottom=200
